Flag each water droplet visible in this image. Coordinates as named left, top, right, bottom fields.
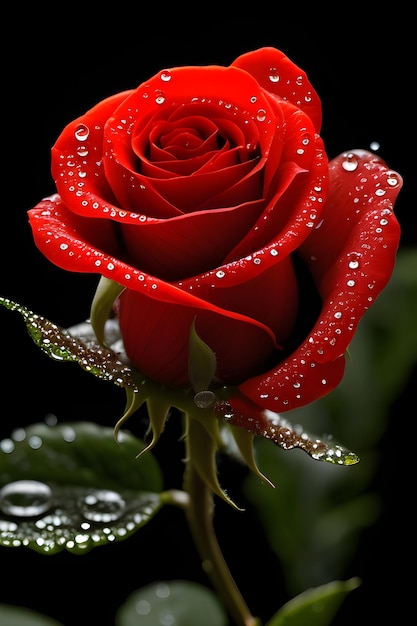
left=194, top=390, right=216, bottom=408
left=0, top=480, right=52, bottom=517
left=74, top=124, right=90, bottom=141
left=342, top=153, right=359, bottom=171
left=136, top=600, right=152, bottom=615
left=0, top=438, right=14, bottom=453
left=81, top=489, right=126, bottom=523
left=386, top=172, right=400, bottom=187
left=156, top=582, right=171, bottom=598
left=214, top=400, right=234, bottom=421
left=268, top=68, right=280, bottom=83
left=256, top=109, right=267, bottom=122
left=155, top=90, right=166, bottom=105
left=160, top=70, right=172, bottom=82
left=28, top=435, right=42, bottom=449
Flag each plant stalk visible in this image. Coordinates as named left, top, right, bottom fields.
left=183, top=415, right=260, bottom=626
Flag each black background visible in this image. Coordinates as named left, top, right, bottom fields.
left=1, top=20, right=415, bottom=625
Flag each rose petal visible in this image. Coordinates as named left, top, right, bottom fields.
left=235, top=150, right=402, bottom=413
left=232, top=46, right=322, bottom=132
left=299, top=150, right=403, bottom=290
left=27, top=197, right=280, bottom=345
left=51, top=90, right=140, bottom=219
left=116, top=288, right=280, bottom=386
left=179, top=254, right=299, bottom=349
left=224, top=133, right=328, bottom=261
left=119, top=200, right=264, bottom=280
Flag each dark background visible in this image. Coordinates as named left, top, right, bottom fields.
left=1, top=21, right=414, bottom=625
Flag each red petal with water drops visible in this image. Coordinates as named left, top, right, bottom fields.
left=232, top=46, right=322, bottom=132
left=235, top=149, right=402, bottom=413
left=102, top=65, right=279, bottom=217
left=224, top=105, right=328, bottom=263
left=116, top=286, right=281, bottom=386
left=27, top=196, right=282, bottom=342
left=51, top=90, right=135, bottom=221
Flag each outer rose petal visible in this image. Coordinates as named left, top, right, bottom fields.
left=27, top=196, right=281, bottom=343
left=51, top=90, right=135, bottom=221
left=116, top=289, right=280, bottom=386
left=235, top=150, right=402, bottom=414
left=232, top=46, right=322, bottom=132
left=28, top=195, right=299, bottom=385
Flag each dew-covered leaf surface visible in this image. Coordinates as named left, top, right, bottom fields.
left=0, top=421, right=164, bottom=554
left=115, top=580, right=228, bottom=626
left=265, top=577, right=360, bottom=626
left=0, top=604, right=64, bottom=626
left=0, top=297, right=136, bottom=390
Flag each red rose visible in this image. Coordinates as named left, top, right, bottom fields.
left=28, top=47, right=402, bottom=420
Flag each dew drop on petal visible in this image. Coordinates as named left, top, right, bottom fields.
left=386, top=172, right=400, bottom=187
left=76, top=146, right=89, bottom=157
left=341, top=153, right=359, bottom=171
left=155, top=91, right=166, bottom=105
left=268, top=68, right=280, bottom=83
left=74, top=124, right=90, bottom=142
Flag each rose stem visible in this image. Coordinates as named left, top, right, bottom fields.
left=183, top=415, right=261, bottom=626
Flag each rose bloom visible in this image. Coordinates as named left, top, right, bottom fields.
left=28, top=47, right=402, bottom=423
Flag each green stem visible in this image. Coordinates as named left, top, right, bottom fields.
left=183, top=415, right=260, bottom=626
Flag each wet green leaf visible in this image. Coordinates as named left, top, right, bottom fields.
left=0, top=604, right=63, bottom=625
left=265, top=578, right=361, bottom=626
left=115, top=580, right=228, bottom=626
left=0, top=421, right=164, bottom=554
left=0, top=297, right=137, bottom=390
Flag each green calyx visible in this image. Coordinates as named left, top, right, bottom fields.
left=90, top=275, right=125, bottom=346
left=188, top=317, right=217, bottom=394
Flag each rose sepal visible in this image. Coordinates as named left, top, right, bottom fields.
left=90, top=275, right=125, bottom=346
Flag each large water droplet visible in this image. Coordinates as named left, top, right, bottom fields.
left=342, top=153, right=359, bottom=171
left=256, top=108, right=267, bottom=122
left=268, top=67, right=280, bottom=83
left=194, top=390, right=216, bottom=409
left=80, top=489, right=126, bottom=523
left=74, top=124, right=90, bottom=141
left=0, top=480, right=52, bottom=517
left=154, top=90, right=166, bottom=105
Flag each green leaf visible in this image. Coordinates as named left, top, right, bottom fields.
left=265, top=578, right=361, bottom=626
left=115, top=580, right=228, bottom=626
left=0, top=297, right=137, bottom=390
left=0, top=605, right=63, bottom=626
left=0, top=421, right=164, bottom=554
